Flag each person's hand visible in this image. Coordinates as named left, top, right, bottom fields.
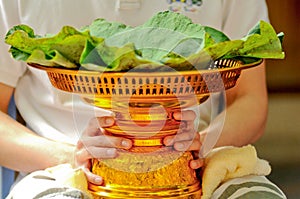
left=163, top=110, right=203, bottom=170
left=75, top=116, right=132, bottom=185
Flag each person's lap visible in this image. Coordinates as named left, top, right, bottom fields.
left=211, top=175, right=286, bottom=199
left=6, top=170, right=286, bottom=199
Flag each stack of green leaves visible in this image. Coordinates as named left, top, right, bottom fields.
left=5, top=11, right=285, bottom=72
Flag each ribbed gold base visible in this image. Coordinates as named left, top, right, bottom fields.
left=89, top=182, right=201, bottom=199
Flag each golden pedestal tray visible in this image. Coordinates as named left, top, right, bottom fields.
left=29, top=58, right=262, bottom=199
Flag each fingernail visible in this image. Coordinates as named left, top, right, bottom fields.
left=94, top=177, right=102, bottom=184
left=121, top=140, right=131, bottom=148
left=106, top=148, right=116, bottom=156
left=105, top=117, right=114, bottom=125
left=164, top=137, right=172, bottom=146
left=190, top=161, right=198, bottom=169
left=176, top=143, right=185, bottom=150
left=173, top=112, right=181, bottom=120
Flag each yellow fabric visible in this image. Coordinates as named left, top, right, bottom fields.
left=201, top=145, right=271, bottom=199
left=6, top=164, right=92, bottom=199
left=45, top=164, right=90, bottom=196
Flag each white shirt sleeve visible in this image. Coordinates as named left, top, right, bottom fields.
left=0, top=0, right=27, bottom=87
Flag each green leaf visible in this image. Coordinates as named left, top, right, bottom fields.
left=5, top=24, right=35, bottom=39
left=203, top=26, right=230, bottom=43
left=5, top=25, right=95, bottom=68
left=9, top=47, right=30, bottom=61
left=237, top=21, right=285, bottom=59
left=26, top=49, right=78, bottom=68
left=82, top=18, right=132, bottom=38
left=80, top=41, right=158, bottom=71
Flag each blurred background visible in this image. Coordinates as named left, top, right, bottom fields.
left=254, top=0, right=300, bottom=198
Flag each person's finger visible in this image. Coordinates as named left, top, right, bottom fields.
left=81, top=166, right=103, bottom=185
left=189, top=158, right=204, bottom=169
left=173, top=135, right=201, bottom=151
left=86, top=146, right=118, bottom=159
left=178, top=120, right=196, bottom=134
left=164, top=133, right=191, bottom=146
left=81, top=135, right=132, bottom=149
left=173, top=110, right=196, bottom=121
left=77, top=145, right=118, bottom=161
left=75, top=142, right=93, bottom=165
left=164, top=131, right=199, bottom=146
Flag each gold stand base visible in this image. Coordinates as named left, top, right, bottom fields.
left=89, top=147, right=202, bottom=198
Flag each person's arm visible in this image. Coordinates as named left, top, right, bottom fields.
left=0, top=82, right=75, bottom=172
left=204, top=61, right=268, bottom=147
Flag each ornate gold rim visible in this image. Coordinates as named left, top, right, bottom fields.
left=28, top=59, right=262, bottom=76
left=27, top=59, right=262, bottom=101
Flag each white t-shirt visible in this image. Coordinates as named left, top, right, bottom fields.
left=0, top=0, right=269, bottom=145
